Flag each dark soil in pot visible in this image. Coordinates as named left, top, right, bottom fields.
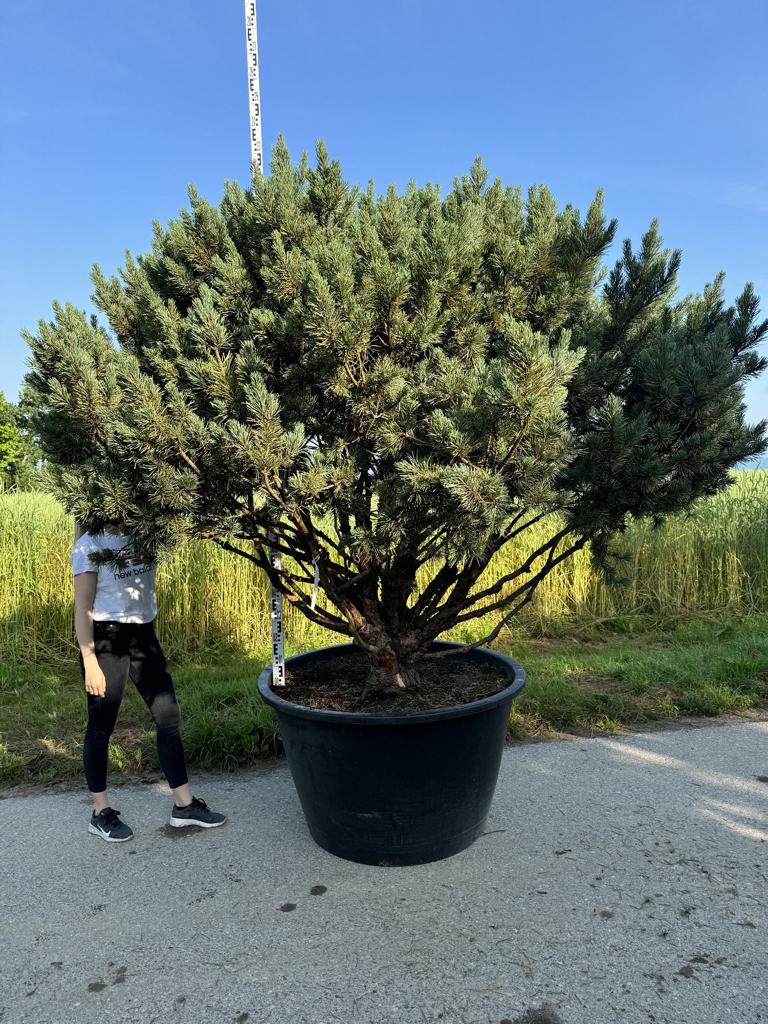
left=284, top=648, right=509, bottom=712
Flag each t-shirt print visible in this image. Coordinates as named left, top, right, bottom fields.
left=71, top=532, right=158, bottom=624
left=110, top=541, right=154, bottom=581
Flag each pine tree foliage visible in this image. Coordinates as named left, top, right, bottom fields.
left=22, top=138, right=768, bottom=687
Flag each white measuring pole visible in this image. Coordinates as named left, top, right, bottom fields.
left=244, top=0, right=284, bottom=685
left=243, top=0, right=263, bottom=177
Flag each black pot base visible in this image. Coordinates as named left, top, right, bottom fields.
left=258, top=641, right=526, bottom=867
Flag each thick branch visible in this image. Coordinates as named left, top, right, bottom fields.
left=415, top=525, right=574, bottom=642
left=410, top=560, right=460, bottom=620
left=425, top=535, right=588, bottom=656
left=451, top=534, right=584, bottom=624
left=419, top=557, right=491, bottom=636
left=414, top=522, right=453, bottom=566
left=450, top=525, right=573, bottom=614
left=212, top=538, right=351, bottom=635
left=409, top=507, right=546, bottom=622
left=297, top=508, right=345, bottom=556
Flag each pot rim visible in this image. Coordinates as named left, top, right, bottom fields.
left=257, top=640, right=526, bottom=725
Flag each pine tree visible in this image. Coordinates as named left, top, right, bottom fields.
left=22, top=139, right=768, bottom=690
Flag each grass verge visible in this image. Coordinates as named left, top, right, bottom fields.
left=1, top=612, right=767, bottom=789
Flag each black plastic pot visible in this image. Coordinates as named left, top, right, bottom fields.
left=258, top=640, right=526, bottom=866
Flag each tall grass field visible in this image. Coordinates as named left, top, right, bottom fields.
left=2, top=469, right=767, bottom=665
left=2, top=471, right=768, bottom=785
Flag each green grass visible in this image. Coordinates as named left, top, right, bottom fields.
left=0, top=651, right=281, bottom=787
left=2, top=612, right=766, bottom=788
left=504, top=613, right=768, bottom=737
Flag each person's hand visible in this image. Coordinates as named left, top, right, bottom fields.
left=84, top=662, right=107, bottom=697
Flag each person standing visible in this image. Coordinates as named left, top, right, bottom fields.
left=72, top=520, right=226, bottom=841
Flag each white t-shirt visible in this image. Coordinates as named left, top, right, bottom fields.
left=71, top=531, right=158, bottom=624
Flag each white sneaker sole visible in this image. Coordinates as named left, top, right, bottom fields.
left=88, top=823, right=133, bottom=842
left=168, top=816, right=227, bottom=829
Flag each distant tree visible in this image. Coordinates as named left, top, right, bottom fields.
left=21, top=139, right=768, bottom=690
left=0, top=391, right=40, bottom=491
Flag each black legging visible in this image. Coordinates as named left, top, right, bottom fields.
left=79, top=619, right=188, bottom=792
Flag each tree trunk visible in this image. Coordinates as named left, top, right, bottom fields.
left=364, top=646, right=422, bottom=693
left=342, top=588, right=426, bottom=693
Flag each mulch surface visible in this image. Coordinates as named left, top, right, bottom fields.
left=282, top=649, right=510, bottom=712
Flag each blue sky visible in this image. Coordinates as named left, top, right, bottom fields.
left=1, top=0, right=766, bottom=453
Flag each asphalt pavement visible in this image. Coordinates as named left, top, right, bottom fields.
left=2, top=721, right=767, bottom=1024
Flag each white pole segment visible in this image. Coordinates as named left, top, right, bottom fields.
left=243, top=0, right=285, bottom=685
left=243, top=0, right=264, bottom=176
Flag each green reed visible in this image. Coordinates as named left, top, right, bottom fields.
left=1, top=469, right=767, bottom=664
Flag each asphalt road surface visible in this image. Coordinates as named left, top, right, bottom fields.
left=2, top=721, right=767, bottom=1024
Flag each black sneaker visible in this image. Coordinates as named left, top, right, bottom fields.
left=88, top=807, right=134, bottom=843
left=169, top=796, right=226, bottom=829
